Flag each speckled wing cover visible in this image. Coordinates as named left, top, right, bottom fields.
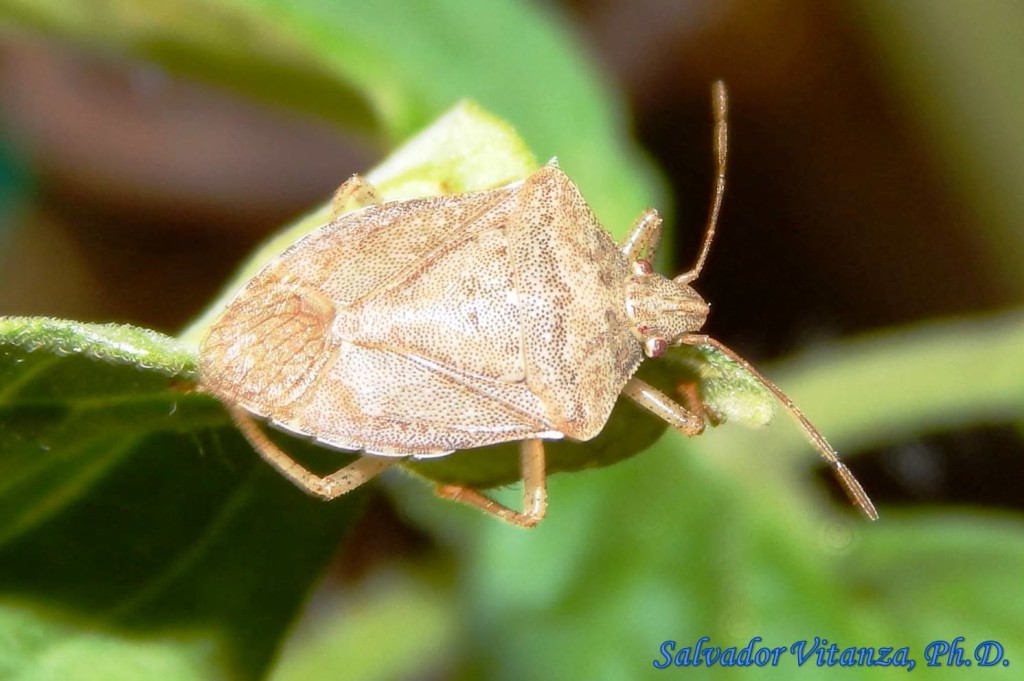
left=200, top=166, right=643, bottom=457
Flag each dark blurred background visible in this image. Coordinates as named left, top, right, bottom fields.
left=0, top=1, right=1021, bottom=514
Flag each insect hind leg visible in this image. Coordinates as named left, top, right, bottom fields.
left=230, top=406, right=395, bottom=499
left=435, top=438, right=547, bottom=528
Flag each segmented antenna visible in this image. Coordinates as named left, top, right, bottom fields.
left=678, top=80, right=728, bottom=283
left=693, top=336, right=878, bottom=520
left=674, top=82, right=876, bottom=519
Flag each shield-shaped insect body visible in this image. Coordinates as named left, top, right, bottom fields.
left=199, top=83, right=877, bottom=527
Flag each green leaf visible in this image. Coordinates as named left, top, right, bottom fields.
left=0, top=324, right=367, bottom=679
left=0, top=317, right=196, bottom=378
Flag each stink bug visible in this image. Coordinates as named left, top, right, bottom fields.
left=199, top=83, right=877, bottom=527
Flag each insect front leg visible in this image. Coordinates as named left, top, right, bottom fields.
left=619, top=209, right=664, bottom=264
left=331, top=174, right=382, bottom=219
left=622, top=377, right=706, bottom=437
left=229, top=407, right=395, bottom=499
left=435, top=438, right=548, bottom=528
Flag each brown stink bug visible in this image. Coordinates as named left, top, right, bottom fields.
left=199, top=82, right=877, bottom=527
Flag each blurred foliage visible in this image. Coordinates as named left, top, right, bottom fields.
left=854, top=1, right=1024, bottom=298
left=1, top=1, right=1023, bottom=681
left=0, top=135, right=30, bottom=248
left=0, top=319, right=366, bottom=679
left=0, top=0, right=661, bottom=232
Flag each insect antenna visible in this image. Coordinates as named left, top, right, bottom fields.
left=677, top=80, right=729, bottom=283
left=691, top=335, right=879, bottom=520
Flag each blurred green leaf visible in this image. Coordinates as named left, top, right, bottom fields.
left=717, top=311, right=1024, bottom=468
left=0, top=0, right=660, bottom=231
left=0, top=603, right=224, bottom=681
left=387, top=310, right=1024, bottom=681
left=855, top=2, right=1024, bottom=298
left=270, top=571, right=457, bottom=681
left=0, top=134, right=31, bottom=249
left=0, top=319, right=367, bottom=679
left=419, top=436, right=1024, bottom=680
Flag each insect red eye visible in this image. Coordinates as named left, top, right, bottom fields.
left=638, top=325, right=649, bottom=335
left=633, top=259, right=654, bottom=276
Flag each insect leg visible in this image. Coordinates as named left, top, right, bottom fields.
left=619, top=209, right=664, bottom=263
left=435, top=438, right=548, bottom=528
left=622, top=377, right=706, bottom=436
left=331, top=174, right=382, bottom=219
left=677, top=380, right=713, bottom=426
left=229, top=406, right=395, bottom=499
